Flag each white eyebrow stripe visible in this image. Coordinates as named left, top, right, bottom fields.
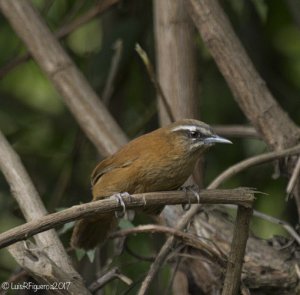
left=171, top=125, right=198, bottom=132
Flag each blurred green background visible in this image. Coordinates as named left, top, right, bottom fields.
left=0, top=0, right=299, bottom=293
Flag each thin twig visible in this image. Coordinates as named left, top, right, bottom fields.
left=187, top=0, right=300, bottom=152
left=137, top=207, right=201, bottom=295
left=164, top=256, right=182, bottom=295
left=56, top=0, right=86, bottom=28
left=0, top=129, right=84, bottom=285
left=89, top=267, right=132, bottom=293
left=286, top=156, right=300, bottom=197
left=253, top=209, right=300, bottom=246
left=208, top=144, right=300, bottom=189
left=56, top=0, right=120, bottom=38
left=0, top=188, right=255, bottom=250
left=212, top=125, right=259, bottom=139
left=211, top=143, right=300, bottom=245
left=137, top=187, right=255, bottom=294
left=110, top=224, right=225, bottom=266
left=102, top=39, right=123, bottom=105
left=222, top=206, right=253, bottom=295
left=135, top=44, right=175, bottom=123
left=222, top=203, right=300, bottom=246
left=40, top=0, right=55, bottom=14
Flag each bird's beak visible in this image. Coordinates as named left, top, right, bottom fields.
left=203, top=135, right=232, bottom=145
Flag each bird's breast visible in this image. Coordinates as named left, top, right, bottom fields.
left=132, top=151, right=197, bottom=193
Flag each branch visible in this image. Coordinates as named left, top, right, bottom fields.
left=186, top=0, right=300, bottom=150
left=153, top=0, right=199, bottom=125
left=136, top=188, right=255, bottom=295
left=287, top=156, right=300, bottom=196
left=0, top=188, right=255, bottom=250
left=222, top=202, right=300, bottom=247
left=0, top=0, right=127, bottom=156
left=110, top=224, right=226, bottom=266
left=0, top=130, right=89, bottom=294
left=137, top=205, right=201, bottom=295
left=135, top=44, right=175, bottom=123
left=55, top=0, right=120, bottom=39
left=167, top=206, right=300, bottom=293
left=186, top=0, right=300, bottom=219
left=208, top=144, right=300, bottom=189
left=9, top=241, right=88, bottom=295
left=252, top=209, right=300, bottom=246
left=222, top=206, right=253, bottom=295
left=212, top=125, right=259, bottom=139
left=102, top=39, right=123, bottom=105
left=88, top=267, right=132, bottom=293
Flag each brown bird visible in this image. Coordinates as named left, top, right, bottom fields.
left=71, top=119, right=231, bottom=249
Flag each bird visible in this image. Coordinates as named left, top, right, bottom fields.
left=71, top=119, right=232, bottom=249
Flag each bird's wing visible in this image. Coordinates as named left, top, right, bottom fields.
left=91, top=157, right=137, bottom=187
left=91, top=135, right=145, bottom=187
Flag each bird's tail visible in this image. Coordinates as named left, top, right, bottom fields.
left=71, top=213, right=117, bottom=250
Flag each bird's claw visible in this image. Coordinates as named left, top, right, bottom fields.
left=113, top=192, right=131, bottom=218
left=180, top=185, right=200, bottom=211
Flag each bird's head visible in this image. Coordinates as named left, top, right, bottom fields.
left=167, top=119, right=232, bottom=153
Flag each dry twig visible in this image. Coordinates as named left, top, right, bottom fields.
left=0, top=129, right=89, bottom=294
left=186, top=0, right=300, bottom=218
left=253, top=209, right=300, bottom=246
left=102, top=39, right=123, bottom=105
left=88, top=267, right=132, bottom=293
left=286, top=156, right=300, bottom=197
left=110, top=224, right=226, bottom=266
left=0, top=188, right=254, bottom=250
left=212, top=125, right=259, bottom=139
left=208, top=144, right=300, bottom=189
left=153, top=0, right=199, bottom=126
left=222, top=206, right=253, bottom=295
left=136, top=189, right=255, bottom=295
left=207, top=143, right=300, bottom=244
left=137, top=206, right=201, bottom=295
left=135, top=44, right=175, bottom=123
left=186, top=0, right=300, bottom=151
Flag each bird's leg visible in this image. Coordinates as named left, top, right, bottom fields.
left=121, top=192, right=135, bottom=220
left=113, top=192, right=131, bottom=218
left=180, top=184, right=200, bottom=211
left=188, top=185, right=200, bottom=203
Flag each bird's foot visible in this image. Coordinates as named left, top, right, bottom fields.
left=113, top=192, right=131, bottom=219
left=179, top=185, right=200, bottom=211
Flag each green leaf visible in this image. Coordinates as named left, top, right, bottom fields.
left=86, top=249, right=96, bottom=263
left=57, top=221, right=75, bottom=235
left=119, top=219, right=134, bottom=229
left=75, top=248, right=96, bottom=262
left=75, top=249, right=86, bottom=261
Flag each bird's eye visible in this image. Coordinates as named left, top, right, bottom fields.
left=189, top=131, right=199, bottom=138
